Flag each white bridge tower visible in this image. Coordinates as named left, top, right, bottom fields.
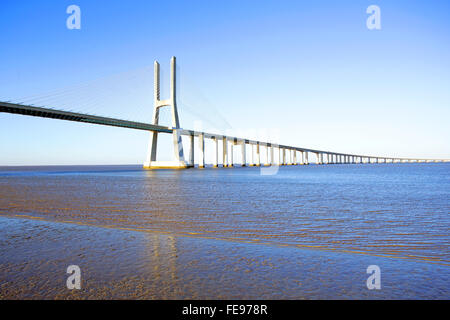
left=143, top=57, right=187, bottom=169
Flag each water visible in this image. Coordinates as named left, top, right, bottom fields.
left=0, top=164, right=449, bottom=299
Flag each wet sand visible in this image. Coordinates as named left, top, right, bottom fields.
left=0, top=216, right=448, bottom=299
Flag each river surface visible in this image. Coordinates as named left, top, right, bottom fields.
left=0, top=164, right=449, bottom=299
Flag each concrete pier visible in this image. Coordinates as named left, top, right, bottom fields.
left=241, top=141, right=247, bottom=167
left=213, top=138, right=219, bottom=168
left=264, top=145, right=270, bottom=166
left=300, top=151, right=305, bottom=165
left=270, top=146, right=275, bottom=166
left=229, top=141, right=234, bottom=167
left=256, top=143, right=261, bottom=167
left=189, top=134, right=195, bottom=167
left=279, top=147, right=282, bottom=166
left=222, top=138, right=228, bottom=167
left=249, top=144, right=255, bottom=166
left=198, top=133, right=205, bottom=168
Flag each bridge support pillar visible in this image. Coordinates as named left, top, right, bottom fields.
left=256, top=143, right=261, bottom=166
left=315, top=152, right=321, bottom=165
left=279, top=147, right=282, bottom=165
left=198, top=133, right=205, bottom=168
left=270, top=146, right=275, bottom=166
left=229, top=141, right=234, bottom=167
left=223, top=137, right=228, bottom=167
left=189, top=134, right=195, bottom=167
left=241, top=141, right=246, bottom=167
left=213, top=138, right=218, bottom=168
left=249, top=144, right=255, bottom=166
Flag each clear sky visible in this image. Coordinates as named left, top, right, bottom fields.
left=0, top=0, right=449, bottom=165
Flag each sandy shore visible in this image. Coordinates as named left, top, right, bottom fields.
left=0, top=216, right=448, bottom=299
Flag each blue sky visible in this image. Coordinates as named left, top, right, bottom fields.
left=0, top=0, right=449, bottom=165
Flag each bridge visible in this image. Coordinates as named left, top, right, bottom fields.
left=1, top=57, right=448, bottom=168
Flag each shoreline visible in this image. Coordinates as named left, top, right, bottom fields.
left=1, top=215, right=448, bottom=299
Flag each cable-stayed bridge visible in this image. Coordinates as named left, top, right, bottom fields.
left=1, top=57, right=448, bottom=168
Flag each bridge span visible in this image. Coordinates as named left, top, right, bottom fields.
left=1, top=57, right=448, bottom=168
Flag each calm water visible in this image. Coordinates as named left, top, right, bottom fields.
left=0, top=164, right=449, bottom=299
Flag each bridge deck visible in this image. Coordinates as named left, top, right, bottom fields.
left=0, top=101, right=173, bottom=133
left=0, top=101, right=447, bottom=162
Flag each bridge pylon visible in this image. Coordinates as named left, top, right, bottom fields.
left=144, top=56, right=188, bottom=169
